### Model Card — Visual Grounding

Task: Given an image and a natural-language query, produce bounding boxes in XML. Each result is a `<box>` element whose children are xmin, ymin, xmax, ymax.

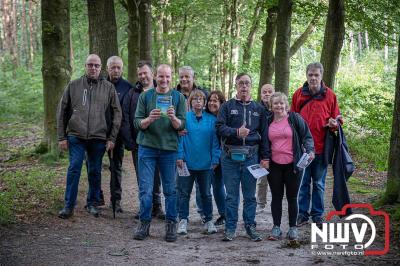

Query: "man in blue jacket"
<box><xmin>216</xmin><ymin>73</ymin><xmax>268</xmax><ymax>242</ymax></box>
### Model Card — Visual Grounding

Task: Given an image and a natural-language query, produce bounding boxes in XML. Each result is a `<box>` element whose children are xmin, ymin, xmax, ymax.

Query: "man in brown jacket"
<box><xmin>57</xmin><ymin>54</ymin><xmax>122</xmax><ymax>219</ymax></box>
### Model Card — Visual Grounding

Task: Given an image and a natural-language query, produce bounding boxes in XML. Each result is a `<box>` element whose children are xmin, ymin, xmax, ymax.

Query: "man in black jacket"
<box><xmin>120</xmin><ymin>60</ymin><xmax>165</xmax><ymax>219</ymax></box>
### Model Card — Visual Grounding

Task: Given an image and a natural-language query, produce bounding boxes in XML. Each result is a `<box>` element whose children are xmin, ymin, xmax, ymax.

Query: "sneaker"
<box><xmin>204</xmin><ymin>221</ymin><xmax>217</xmax><ymax>234</ymax></box>
<box><xmin>58</xmin><ymin>207</ymin><xmax>74</xmax><ymax>219</ymax></box>
<box><xmin>222</xmin><ymin>230</ymin><xmax>236</xmax><ymax>241</ymax></box>
<box><xmin>200</xmin><ymin>214</ymin><xmax>206</xmax><ymax>224</ymax></box>
<box><xmin>177</xmin><ymin>219</ymin><xmax>188</xmax><ymax>235</ymax></box>
<box><xmin>256</xmin><ymin>204</ymin><xmax>266</xmax><ymax>214</ymax></box>
<box><xmin>245</xmin><ymin>224</ymin><xmax>262</xmax><ymax>241</ymax></box>
<box><xmin>214</xmin><ymin>215</ymin><xmax>225</xmax><ymax>226</ymax></box>
<box><xmin>165</xmin><ymin>220</ymin><xmax>177</xmax><ymax>242</ymax></box>
<box><xmin>152</xmin><ymin>204</ymin><xmax>166</xmax><ymax>220</ymax></box>
<box><xmin>297</xmin><ymin>215</ymin><xmax>309</xmax><ymax>227</ymax></box>
<box><xmin>85</xmin><ymin>205</ymin><xmax>99</xmax><ymax>218</ymax></box>
<box><xmin>109</xmin><ymin>200</ymin><xmax>123</xmax><ymax>213</ymax></box>
<box><xmin>134</xmin><ymin>221</ymin><xmax>150</xmax><ymax>240</ymax></box>
<box><xmin>287</xmin><ymin>227</ymin><xmax>298</xmax><ymax>241</ymax></box>
<box><xmin>268</xmin><ymin>225</ymin><xmax>282</xmax><ymax>241</ymax></box>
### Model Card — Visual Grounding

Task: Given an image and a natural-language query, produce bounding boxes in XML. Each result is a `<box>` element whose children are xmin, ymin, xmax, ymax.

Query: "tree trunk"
<box><xmin>221</xmin><ymin>1</ymin><xmax>231</xmax><ymax>98</ymax></box>
<box><xmin>87</xmin><ymin>0</ymin><xmax>119</xmax><ymax>77</ymax></box>
<box><xmin>349</xmin><ymin>30</ymin><xmax>355</xmax><ymax>64</ymax></box>
<box><xmin>139</xmin><ymin>0</ymin><xmax>152</xmax><ymax>62</ymax></box>
<box><xmin>10</xmin><ymin>0</ymin><xmax>18</xmax><ymax>68</ymax></box>
<box><xmin>229</xmin><ymin>0</ymin><xmax>240</xmax><ymax>98</ymax></box>
<box><xmin>242</xmin><ymin>0</ymin><xmax>264</xmax><ymax>69</ymax></box>
<box><xmin>20</xmin><ymin>0</ymin><xmax>28</xmax><ymax>68</ymax></box>
<box><xmin>290</xmin><ymin>14</ymin><xmax>319</xmax><ymax>57</ymax></box>
<box><xmin>2</xmin><ymin>0</ymin><xmax>11</xmax><ymax>53</ymax></box>
<box><xmin>42</xmin><ymin>0</ymin><xmax>72</xmax><ymax>155</ymax></box>
<box><xmin>357</xmin><ymin>32</ymin><xmax>362</xmax><ymax>58</ymax></box>
<box><xmin>121</xmin><ymin>0</ymin><xmax>140</xmax><ymax>84</ymax></box>
<box><xmin>258</xmin><ymin>6</ymin><xmax>278</xmax><ymax>100</ymax></box>
<box><xmin>163</xmin><ymin>12</ymin><xmax>172</xmax><ymax>66</ymax></box>
<box><xmin>320</xmin><ymin>0</ymin><xmax>345</xmax><ymax>90</ymax></box>
<box><xmin>274</xmin><ymin>0</ymin><xmax>292</xmax><ymax>95</ymax></box>
<box><xmin>364</xmin><ymin>31</ymin><xmax>369</xmax><ymax>51</ymax></box>
<box><xmin>384</xmin><ymin>35</ymin><xmax>400</xmax><ymax>204</ymax></box>
<box><xmin>28</xmin><ymin>0</ymin><xmax>34</xmax><ymax>70</ymax></box>
<box><xmin>154</xmin><ymin>10</ymin><xmax>164</xmax><ymax>66</ymax></box>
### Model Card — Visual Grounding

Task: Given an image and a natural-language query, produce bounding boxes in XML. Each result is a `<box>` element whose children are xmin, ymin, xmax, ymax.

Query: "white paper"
<box><xmin>177</xmin><ymin>161</ymin><xmax>190</xmax><ymax>176</ymax></box>
<box><xmin>296</xmin><ymin>153</ymin><xmax>313</xmax><ymax>169</ymax></box>
<box><xmin>247</xmin><ymin>164</ymin><xmax>269</xmax><ymax>179</ymax></box>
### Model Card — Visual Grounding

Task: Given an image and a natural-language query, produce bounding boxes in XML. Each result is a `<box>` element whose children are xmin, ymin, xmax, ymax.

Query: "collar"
<box><xmin>301</xmin><ymin>81</ymin><xmax>326</xmax><ymax>99</ymax></box>
<box><xmin>235</xmin><ymin>95</ymin><xmax>253</xmax><ymax>105</ymax></box>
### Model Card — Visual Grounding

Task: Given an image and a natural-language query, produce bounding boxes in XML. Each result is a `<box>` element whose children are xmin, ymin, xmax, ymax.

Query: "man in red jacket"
<box><xmin>291</xmin><ymin>62</ymin><xmax>341</xmax><ymax>228</ymax></box>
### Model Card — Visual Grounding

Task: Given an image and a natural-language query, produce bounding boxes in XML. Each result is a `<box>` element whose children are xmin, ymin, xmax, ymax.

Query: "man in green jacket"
<box><xmin>57</xmin><ymin>54</ymin><xmax>122</xmax><ymax>219</ymax></box>
<box><xmin>133</xmin><ymin>64</ymin><xmax>186</xmax><ymax>242</ymax></box>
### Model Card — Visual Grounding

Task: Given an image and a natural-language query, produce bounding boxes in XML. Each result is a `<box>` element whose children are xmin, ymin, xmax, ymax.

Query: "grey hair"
<box><xmin>107</xmin><ymin>56</ymin><xmax>123</xmax><ymax>68</ymax></box>
<box><xmin>306</xmin><ymin>62</ymin><xmax>324</xmax><ymax>76</ymax></box>
<box><xmin>178</xmin><ymin>66</ymin><xmax>194</xmax><ymax>77</ymax></box>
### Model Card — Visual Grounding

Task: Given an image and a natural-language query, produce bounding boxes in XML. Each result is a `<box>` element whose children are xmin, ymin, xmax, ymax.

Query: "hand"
<box><xmin>167</xmin><ymin>106</ymin><xmax>177</xmax><ymax>121</ymax></box>
<box><xmin>238</xmin><ymin>123</ymin><xmax>250</xmax><ymax>138</ymax></box>
<box><xmin>336</xmin><ymin>115</ymin><xmax>344</xmax><ymax>124</ymax></box>
<box><xmin>326</xmin><ymin>118</ymin><xmax>338</xmax><ymax>128</ymax></box>
<box><xmin>308</xmin><ymin>151</ymin><xmax>315</xmax><ymax>161</ymax></box>
<box><xmin>106</xmin><ymin>141</ymin><xmax>115</xmax><ymax>151</ymax></box>
<box><xmin>149</xmin><ymin>109</ymin><xmax>162</xmax><ymax>122</ymax></box>
<box><xmin>260</xmin><ymin>159</ymin><xmax>270</xmax><ymax>169</ymax></box>
<box><xmin>177</xmin><ymin>159</ymin><xmax>184</xmax><ymax>168</ymax></box>
<box><xmin>58</xmin><ymin>140</ymin><xmax>68</xmax><ymax>151</ymax></box>
<box><xmin>178</xmin><ymin>129</ymin><xmax>187</xmax><ymax>136</ymax></box>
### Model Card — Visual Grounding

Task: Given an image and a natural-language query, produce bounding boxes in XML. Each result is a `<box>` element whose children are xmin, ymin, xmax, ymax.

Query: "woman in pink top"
<box><xmin>260</xmin><ymin>92</ymin><xmax>314</xmax><ymax>241</ymax></box>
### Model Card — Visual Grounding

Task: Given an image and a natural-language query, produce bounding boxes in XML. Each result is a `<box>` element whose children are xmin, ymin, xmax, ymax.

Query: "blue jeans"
<box><xmin>138</xmin><ymin>145</ymin><xmax>177</xmax><ymax>222</ymax></box>
<box><xmin>64</xmin><ymin>136</ymin><xmax>106</xmax><ymax>209</ymax></box>
<box><xmin>177</xmin><ymin>170</ymin><xmax>213</xmax><ymax>222</ymax></box>
<box><xmin>298</xmin><ymin>154</ymin><xmax>328</xmax><ymax>221</ymax></box>
<box><xmin>196</xmin><ymin>165</ymin><xmax>226</xmax><ymax>217</ymax></box>
<box><xmin>221</xmin><ymin>150</ymin><xmax>258</xmax><ymax>232</ymax></box>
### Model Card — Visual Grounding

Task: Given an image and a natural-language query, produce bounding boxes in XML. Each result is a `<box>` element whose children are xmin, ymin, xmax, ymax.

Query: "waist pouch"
<box><xmin>225</xmin><ymin>145</ymin><xmax>258</xmax><ymax>162</ymax></box>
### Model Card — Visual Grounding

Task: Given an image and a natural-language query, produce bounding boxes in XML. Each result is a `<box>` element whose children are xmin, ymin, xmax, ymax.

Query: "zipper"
<box><xmin>82</xmin><ymin>89</ymin><xmax>87</xmax><ymax>106</ymax></box>
<box><xmin>86</xmin><ymin>84</ymin><xmax>93</xmax><ymax>139</ymax></box>
<box><xmin>248</xmin><ymin>110</ymin><xmax>252</xmax><ymax>127</ymax></box>
<box><xmin>243</xmin><ymin>103</ymin><xmax>246</xmax><ymax>146</ymax></box>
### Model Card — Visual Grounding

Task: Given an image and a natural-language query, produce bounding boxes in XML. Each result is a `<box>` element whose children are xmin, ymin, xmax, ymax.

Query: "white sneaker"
<box><xmin>177</xmin><ymin>219</ymin><xmax>188</xmax><ymax>235</ymax></box>
<box><xmin>204</xmin><ymin>221</ymin><xmax>217</xmax><ymax>234</ymax></box>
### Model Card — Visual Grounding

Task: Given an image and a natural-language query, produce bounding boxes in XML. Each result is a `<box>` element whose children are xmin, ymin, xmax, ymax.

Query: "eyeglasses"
<box><xmin>86</xmin><ymin>63</ymin><xmax>101</xmax><ymax>69</ymax></box>
<box><xmin>191</xmin><ymin>97</ymin><xmax>204</xmax><ymax>102</ymax></box>
<box><xmin>237</xmin><ymin>81</ymin><xmax>251</xmax><ymax>86</ymax></box>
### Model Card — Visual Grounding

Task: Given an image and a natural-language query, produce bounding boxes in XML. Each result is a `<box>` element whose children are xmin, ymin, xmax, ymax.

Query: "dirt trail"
<box><xmin>0</xmin><ymin>155</ymin><xmax>398</xmax><ymax>265</ymax></box>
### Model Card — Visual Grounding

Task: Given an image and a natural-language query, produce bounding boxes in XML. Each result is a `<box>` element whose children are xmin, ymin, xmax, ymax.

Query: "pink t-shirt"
<box><xmin>268</xmin><ymin>117</ymin><xmax>293</xmax><ymax>164</ymax></box>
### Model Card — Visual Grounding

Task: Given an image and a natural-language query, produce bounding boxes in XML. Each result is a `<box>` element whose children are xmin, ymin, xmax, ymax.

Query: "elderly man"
<box><xmin>133</xmin><ymin>64</ymin><xmax>186</xmax><ymax>242</ymax></box>
<box><xmin>120</xmin><ymin>60</ymin><xmax>165</xmax><ymax>219</ymax></box>
<box><xmin>216</xmin><ymin>73</ymin><xmax>267</xmax><ymax>242</ymax></box>
<box><xmin>176</xmin><ymin>65</ymin><xmax>208</xmax><ymax>100</ymax></box>
<box><xmin>57</xmin><ymin>54</ymin><xmax>121</xmax><ymax>219</ymax></box>
<box><xmin>102</xmin><ymin>56</ymin><xmax>133</xmax><ymax>213</ymax></box>
<box><xmin>291</xmin><ymin>62</ymin><xmax>341</xmax><ymax>228</ymax></box>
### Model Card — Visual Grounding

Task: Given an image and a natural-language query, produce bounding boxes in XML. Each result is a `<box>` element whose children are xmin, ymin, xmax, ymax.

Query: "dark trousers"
<box><xmin>132</xmin><ymin>147</ymin><xmax>162</xmax><ymax>205</ymax></box>
<box><xmin>267</xmin><ymin>161</ymin><xmax>300</xmax><ymax>227</ymax></box>
<box><xmin>107</xmin><ymin>137</ymin><xmax>124</xmax><ymax>201</ymax></box>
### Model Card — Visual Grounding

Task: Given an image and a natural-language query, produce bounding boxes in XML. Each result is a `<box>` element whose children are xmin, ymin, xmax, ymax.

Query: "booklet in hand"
<box><xmin>247</xmin><ymin>164</ymin><xmax>269</xmax><ymax>179</ymax></box>
<box><xmin>177</xmin><ymin>161</ymin><xmax>190</xmax><ymax>177</ymax></box>
<box><xmin>156</xmin><ymin>95</ymin><xmax>172</xmax><ymax>115</ymax></box>
<box><xmin>296</xmin><ymin>153</ymin><xmax>313</xmax><ymax>169</ymax></box>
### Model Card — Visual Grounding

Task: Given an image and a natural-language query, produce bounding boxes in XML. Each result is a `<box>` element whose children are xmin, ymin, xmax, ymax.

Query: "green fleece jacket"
<box><xmin>134</xmin><ymin>88</ymin><xmax>186</xmax><ymax>151</ymax></box>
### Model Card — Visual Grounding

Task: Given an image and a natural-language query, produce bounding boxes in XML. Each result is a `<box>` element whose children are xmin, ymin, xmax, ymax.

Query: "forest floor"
<box><xmin>0</xmin><ymin>126</ymin><xmax>400</xmax><ymax>265</ymax></box>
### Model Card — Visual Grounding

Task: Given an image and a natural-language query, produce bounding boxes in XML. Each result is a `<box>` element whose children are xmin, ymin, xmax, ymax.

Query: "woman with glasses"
<box><xmin>176</xmin><ymin>90</ymin><xmax>221</xmax><ymax>235</ymax></box>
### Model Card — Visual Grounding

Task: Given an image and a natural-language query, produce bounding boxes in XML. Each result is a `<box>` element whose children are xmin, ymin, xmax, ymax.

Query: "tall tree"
<box><xmin>229</xmin><ymin>0</ymin><xmax>240</xmax><ymax>97</ymax></box>
<box><xmin>139</xmin><ymin>0</ymin><xmax>152</xmax><ymax>62</ymax></box>
<box><xmin>320</xmin><ymin>0</ymin><xmax>345</xmax><ymax>89</ymax></box>
<box><xmin>42</xmin><ymin>0</ymin><xmax>71</xmax><ymax>154</ymax></box>
<box><xmin>221</xmin><ymin>1</ymin><xmax>231</xmax><ymax>97</ymax></box>
<box><xmin>274</xmin><ymin>0</ymin><xmax>292</xmax><ymax>95</ymax></box>
<box><xmin>384</xmin><ymin>34</ymin><xmax>400</xmax><ymax>205</ymax></box>
<box><xmin>28</xmin><ymin>0</ymin><xmax>35</xmax><ymax>70</ymax></box>
<box><xmin>20</xmin><ymin>0</ymin><xmax>29</xmax><ymax>68</ymax></box>
<box><xmin>258</xmin><ymin>6</ymin><xmax>278</xmax><ymax>99</ymax></box>
<box><xmin>87</xmin><ymin>0</ymin><xmax>118</xmax><ymax>76</ymax></box>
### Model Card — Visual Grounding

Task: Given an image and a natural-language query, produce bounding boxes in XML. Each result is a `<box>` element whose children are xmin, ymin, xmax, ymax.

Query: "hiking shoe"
<box><xmin>297</xmin><ymin>215</ymin><xmax>309</xmax><ymax>227</ymax></box>
<box><xmin>134</xmin><ymin>221</ymin><xmax>150</xmax><ymax>240</ymax></box>
<box><xmin>177</xmin><ymin>219</ymin><xmax>188</xmax><ymax>235</ymax></box>
<box><xmin>222</xmin><ymin>231</ymin><xmax>236</xmax><ymax>241</ymax></box>
<box><xmin>109</xmin><ymin>200</ymin><xmax>123</xmax><ymax>213</ymax></box>
<box><xmin>85</xmin><ymin>205</ymin><xmax>99</xmax><ymax>218</ymax></box>
<box><xmin>58</xmin><ymin>207</ymin><xmax>74</xmax><ymax>219</ymax></box>
<box><xmin>287</xmin><ymin>227</ymin><xmax>299</xmax><ymax>240</ymax></box>
<box><xmin>214</xmin><ymin>215</ymin><xmax>225</xmax><ymax>226</ymax></box>
<box><xmin>268</xmin><ymin>225</ymin><xmax>282</xmax><ymax>241</ymax></box>
<box><xmin>165</xmin><ymin>220</ymin><xmax>177</xmax><ymax>242</ymax></box>
<box><xmin>256</xmin><ymin>204</ymin><xmax>266</xmax><ymax>214</ymax></box>
<box><xmin>152</xmin><ymin>204</ymin><xmax>166</xmax><ymax>220</ymax></box>
<box><xmin>204</xmin><ymin>221</ymin><xmax>217</xmax><ymax>234</ymax></box>
<box><xmin>245</xmin><ymin>224</ymin><xmax>262</xmax><ymax>241</ymax></box>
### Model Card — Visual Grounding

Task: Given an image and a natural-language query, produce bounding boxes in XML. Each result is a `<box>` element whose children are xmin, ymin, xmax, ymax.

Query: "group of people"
<box><xmin>56</xmin><ymin>54</ymin><xmax>341</xmax><ymax>243</ymax></box>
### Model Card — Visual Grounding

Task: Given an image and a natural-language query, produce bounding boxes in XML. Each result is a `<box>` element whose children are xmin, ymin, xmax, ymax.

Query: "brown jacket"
<box><xmin>57</xmin><ymin>76</ymin><xmax>122</xmax><ymax>142</ymax></box>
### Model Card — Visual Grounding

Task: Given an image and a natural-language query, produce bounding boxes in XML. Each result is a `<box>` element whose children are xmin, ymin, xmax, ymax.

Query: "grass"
<box><xmin>347</xmin><ymin>176</ymin><xmax>381</xmax><ymax>197</ymax></box>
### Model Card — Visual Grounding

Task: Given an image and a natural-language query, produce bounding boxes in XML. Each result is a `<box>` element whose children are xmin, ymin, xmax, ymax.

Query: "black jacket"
<box><xmin>266</xmin><ymin>112</ymin><xmax>315</xmax><ymax>174</ymax></box>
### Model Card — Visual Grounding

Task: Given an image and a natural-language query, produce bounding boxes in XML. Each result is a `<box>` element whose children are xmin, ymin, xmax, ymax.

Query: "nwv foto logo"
<box><xmin>310</xmin><ymin>203</ymin><xmax>390</xmax><ymax>256</ymax></box>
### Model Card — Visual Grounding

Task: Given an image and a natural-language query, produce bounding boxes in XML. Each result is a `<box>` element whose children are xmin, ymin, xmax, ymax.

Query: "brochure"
<box><xmin>177</xmin><ymin>161</ymin><xmax>190</xmax><ymax>177</ymax></box>
<box><xmin>156</xmin><ymin>95</ymin><xmax>172</xmax><ymax>115</ymax></box>
<box><xmin>296</xmin><ymin>153</ymin><xmax>313</xmax><ymax>169</ymax></box>
<box><xmin>247</xmin><ymin>164</ymin><xmax>269</xmax><ymax>179</ymax></box>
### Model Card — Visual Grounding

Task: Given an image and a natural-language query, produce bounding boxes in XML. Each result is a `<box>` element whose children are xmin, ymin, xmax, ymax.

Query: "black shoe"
<box><xmin>165</xmin><ymin>220</ymin><xmax>177</xmax><ymax>242</ymax></box>
<box><xmin>134</xmin><ymin>213</ymin><xmax>140</xmax><ymax>220</ymax></box>
<box><xmin>58</xmin><ymin>207</ymin><xmax>74</xmax><ymax>219</ymax></box>
<box><xmin>245</xmin><ymin>224</ymin><xmax>262</xmax><ymax>242</ymax></box>
<box><xmin>297</xmin><ymin>215</ymin><xmax>309</xmax><ymax>227</ymax></box>
<box><xmin>110</xmin><ymin>200</ymin><xmax>123</xmax><ymax>213</ymax></box>
<box><xmin>214</xmin><ymin>215</ymin><xmax>225</xmax><ymax>226</ymax></box>
<box><xmin>152</xmin><ymin>204</ymin><xmax>166</xmax><ymax>220</ymax></box>
<box><xmin>85</xmin><ymin>205</ymin><xmax>99</xmax><ymax>218</ymax></box>
<box><xmin>313</xmin><ymin>217</ymin><xmax>324</xmax><ymax>229</ymax></box>
<box><xmin>134</xmin><ymin>221</ymin><xmax>151</xmax><ymax>240</ymax></box>
<box><xmin>96</xmin><ymin>191</ymin><xmax>105</xmax><ymax>207</ymax></box>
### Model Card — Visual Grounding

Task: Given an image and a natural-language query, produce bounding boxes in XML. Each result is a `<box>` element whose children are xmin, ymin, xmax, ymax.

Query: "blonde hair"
<box><xmin>188</xmin><ymin>90</ymin><xmax>206</xmax><ymax>108</ymax></box>
<box><xmin>270</xmin><ymin>92</ymin><xmax>290</xmax><ymax>111</ymax></box>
